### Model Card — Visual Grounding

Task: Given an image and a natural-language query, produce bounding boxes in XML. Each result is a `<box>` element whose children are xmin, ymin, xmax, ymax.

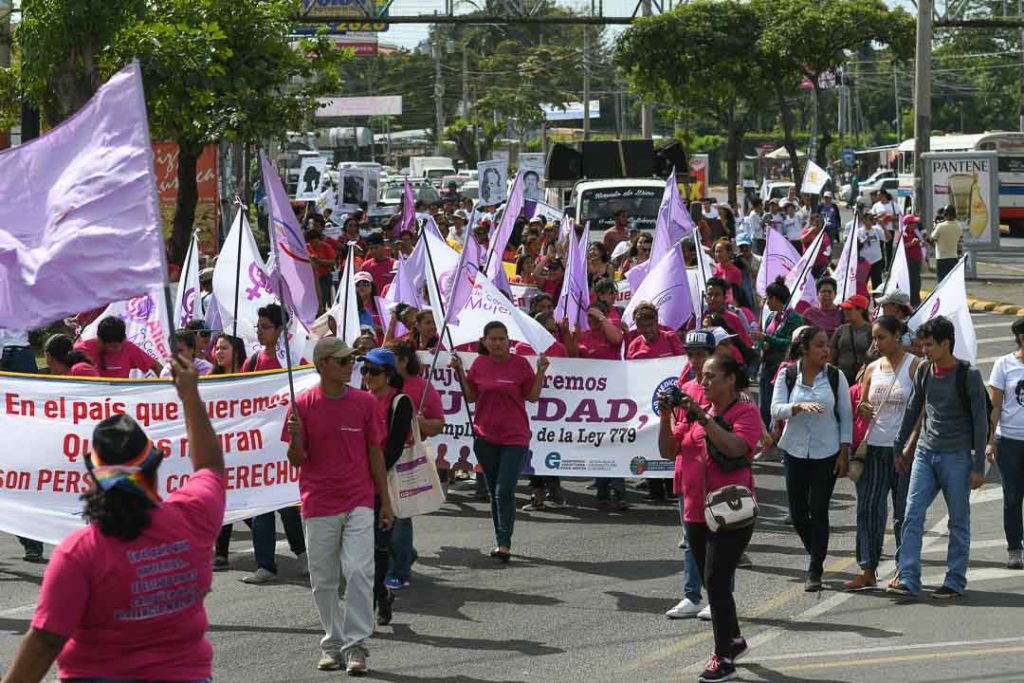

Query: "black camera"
<box><xmin>658</xmin><ymin>384</ymin><xmax>687</xmax><ymax>409</ymax></box>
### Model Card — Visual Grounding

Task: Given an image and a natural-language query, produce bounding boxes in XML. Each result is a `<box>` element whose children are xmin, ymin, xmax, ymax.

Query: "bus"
<box><xmin>893</xmin><ymin>132</ymin><xmax>1024</xmax><ymax>235</ymax></box>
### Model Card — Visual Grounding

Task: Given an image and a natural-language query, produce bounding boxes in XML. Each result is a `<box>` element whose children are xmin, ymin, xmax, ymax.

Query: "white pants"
<box><xmin>304</xmin><ymin>507</ymin><xmax>374</xmax><ymax>656</ymax></box>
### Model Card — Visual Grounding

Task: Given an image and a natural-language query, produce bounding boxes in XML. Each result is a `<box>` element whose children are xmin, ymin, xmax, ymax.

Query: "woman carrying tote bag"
<box><xmin>658</xmin><ymin>355</ymin><xmax>764</xmax><ymax>683</ymax></box>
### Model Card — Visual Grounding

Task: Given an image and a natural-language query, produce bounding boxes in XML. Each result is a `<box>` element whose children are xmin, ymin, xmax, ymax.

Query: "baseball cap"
<box><xmin>358</xmin><ymin>347</ymin><xmax>397</xmax><ymax>370</ymax></box>
<box><xmin>736</xmin><ymin>233</ymin><xmax>753</xmax><ymax>247</ymax></box>
<box><xmin>199</xmin><ymin>267</ymin><xmax>214</xmax><ymax>283</ymax></box>
<box><xmin>877</xmin><ymin>290</ymin><xmax>912</xmax><ymax>310</ymax></box>
<box><xmin>823</xmin><ymin>191</ymin><xmax>833</xmax><ymax>198</ymax></box>
<box><xmin>902</xmin><ymin>214</ymin><xmax>921</xmax><ymax>226</ymax></box>
<box><xmin>684</xmin><ymin>329</ymin><xmax>716</xmax><ymax>351</ymax></box>
<box><xmin>710</xmin><ymin>327</ymin><xmax>737</xmax><ymax>346</ymax></box>
<box><xmin>453</xmin><ymin>209</ymin><xmax>469</xmax><ymax>221</ymax></box>
<box><xmin>313</xmin><ymin>337</ymin><xmax>357</xmax><ymax>364</ymax></box>
<box><xmin>610</xmin><ymin>240</ymin><xmax>632</xmax><ymax>262</ymax></box>
<box><xmin>529</xmin><ymin>215</ymin><xmax>544</xmax><ymax>225</ymax></box>
<box><xmin>840</xmin><ymin>294</ymin><xmax>870</xmax><ymax>311</ymax></box>
<box><xmin>354</xmin><ymin>271</ymin><xmax>373</xmax><ymax>285</ymax></box>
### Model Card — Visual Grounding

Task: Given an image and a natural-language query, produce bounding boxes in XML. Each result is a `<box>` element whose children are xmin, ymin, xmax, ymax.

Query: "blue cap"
<box><xmin>736</xmin><ymin>233</ymin><xmax>753</xmax><ymax>247</ymax></box>
<box><xmin>358</xmin><ymin>348</ymin><xmax>397</xmax><ymax>370</ymax></box>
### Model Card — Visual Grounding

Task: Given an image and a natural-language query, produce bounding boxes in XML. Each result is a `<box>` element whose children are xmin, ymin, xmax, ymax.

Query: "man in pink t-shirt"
<box><xmin>75</xmin><ymin>316</ymin><xmax>162</xmax><ymax>378</ymax></box>
<box><xmin>282</xmin><ymin>337</ymin><xmax>393</xmax><ymax>676</ymax></box>
<box><xmin>6</xmin><ymin>357</ymin><xmax>223</xmax><ymax>683</ymax></box>
<box><xmin>360</xmin><ymin>231</ymin><xmax>396</xmax><ymax>292</ymax></box>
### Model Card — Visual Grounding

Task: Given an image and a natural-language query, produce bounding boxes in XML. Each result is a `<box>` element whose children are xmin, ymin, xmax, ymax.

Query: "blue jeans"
<box><xmin>996</xmin><ymin>436</ymin><xmax>1024</xmax><ymax>551</ymax></box>
<box><xmin>898</xmin><ymin>448</ymin><xmax>973</xmax><ymax>595</ymax></box>
<box><xmin>855</xmin><ymin>446</ymin><xmax>910</xmax><ymax>570</ymax></box>
<box><xmin>473</xmin><ymin>438</ymin><xmax>527</xmax><ymax>548</ymax></box>
<box><xmin>679</xmin><ymin>499</ymin><xmax>702</xmax><ymax>602</ymax></box>
<box><xmin>388</xmin><ymin>517</ymin><xmax>415</xmax><ymax>581</ymax></box>
<box><xmin>247</xmin><ymin>506</ymin><xmax>305</xmax><ymax>574</ymax></box>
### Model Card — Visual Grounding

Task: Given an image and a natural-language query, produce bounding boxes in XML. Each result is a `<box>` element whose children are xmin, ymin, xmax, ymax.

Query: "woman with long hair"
<box><xmin>986</xmin><ymin>317</ymin><xmax>1024</xmax><ymax>570</ymax></box>
<box><xmin>512</xmin><ymin>253</ymin><xmax>539</xmax><ymax>286</ymax></box>
<box><xmin>587</xmin><ymin>241</ymin><xmax>617</xmax><ymax>284</ymax></box>
<box><xmin>772</xmin><ymin>325</ymin><xmax>852</xmax><ymax>592</ymax></box>
<box><xmin>621</xmin><ymin>232</ymin><xmax>653</xmax><ymax>274</ymax></box>
<box><xmin>848</xmin><ymin>316</ymin><xmax>920</xmax><ymax>590</ymax></box>
<box><xmin>450</xmin><ymin>322</ymin><xmax>549</xmax><ymax>560</ymax></box>
<box><xmin>411</xmin><ymin>310</ymin><xmax>440</xmax><ymax>351</ymax></box>
<box><xmin>659</xmin><ymin>355</ymin><xmax>762</xmax><ymax>682</ymax></box>
<box><xmin>211</xmin><ymin>334</ymin><xmax>247</xmax><ymax>376</ymax></box>
<box><xmin>4</xmin><ymin>358</ymin><xmax>224</xmax><ymax>683</ymax></box>
<box><xmin>829</xmin><ymin>294</ymin><xmax>874</xmax><ymax>385</ymax></box>
<box><xmin>750</xmin><ymin>277</ymin><xmax>804</xmax><ymax>430</ymax></box>
<box><xmin>43</xmin><ymin>334</ymin><xmax>98</xmax><ymax>377</ymax></box>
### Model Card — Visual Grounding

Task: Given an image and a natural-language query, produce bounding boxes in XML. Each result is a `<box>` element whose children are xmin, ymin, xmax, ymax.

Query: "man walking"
<box><xmin>283</xmin><ymin>337</ymin><xmax>395</xmax><ymax>675</ymax></box>
<box><xmin>889</xmin><ymin>316</ymin><xmax>988</xmax><ymax>599</ymax></box>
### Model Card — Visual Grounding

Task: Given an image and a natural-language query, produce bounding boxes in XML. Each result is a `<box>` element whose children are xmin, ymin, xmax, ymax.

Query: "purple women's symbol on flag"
<box><xmin>246</xmin><ymin>262</ymin><xmax>274</xmax><ymax>301</ymax></box>
<box><xmin>124</xmin><ymin>294</ymin><xmax>155</xmax><ymax>323</ymax></box>
<box><xmin>181</xmin><ymin>288</ymin><xmax>197</xmax><ymax>321</ymax></box>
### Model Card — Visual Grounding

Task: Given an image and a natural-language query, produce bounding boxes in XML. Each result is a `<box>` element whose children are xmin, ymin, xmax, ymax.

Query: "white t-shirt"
<box><xmin>858</xmin><ymin>225</ymin><xmax>885</xmax><ymax>264</ymax></box>
<box><xmin>989</xmin><ymin>353</ymin><xmax>1024</xmax><ymax>440</ymax></box>
<box><xmin>744</xmin><ymin>210</ymin><xmax>764</xmax><ymax>240</ymax></box>
<box><xmin>871</xmin><ymin>200</ymin><xmax>900</xmax><ymax>235</ymax></box>
<box><xmin>783</xmin><ymin>215</ymin><xmax>803</xmax><ymax>241</ymax></box>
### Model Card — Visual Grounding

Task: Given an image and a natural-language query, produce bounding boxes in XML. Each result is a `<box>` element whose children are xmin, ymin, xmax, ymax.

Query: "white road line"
<box><xmin>978</xmin><ymin>336</ymin><xmax>1011</xmax><ymax>345</ymax></box>
<box><xmin>751</xmin><ymin>635</ymin><xmax>1024</xmax><ymax>663</ymax></box>
<box><xmin>972</xmin><ymin>321</ymin><xmax>1014</xmax><ymax>330</ymax></box>
<box><xmin>0</xmin><ymin>603</ymin><xmax>36</xmax><ymax>618</ymax></box>
<box><xmin>922</xmin><ymin>538</ymin><xmax>1007</xmax><ymax>553</ymax></box>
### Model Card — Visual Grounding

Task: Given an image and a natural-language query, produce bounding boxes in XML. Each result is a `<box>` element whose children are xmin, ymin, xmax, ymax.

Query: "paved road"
<box><xmin>0</xmin><ymin>312</ymin><xmax>1021</xmax><ymax>683</ymax></box>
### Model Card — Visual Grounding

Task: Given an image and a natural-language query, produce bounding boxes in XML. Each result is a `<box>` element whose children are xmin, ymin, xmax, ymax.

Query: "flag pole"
<box><xmin>340</xmin><ymin>247</ymin><xmax>355</xmax><ymax>342</ymax></box>
<box><xmin>781</xmin><ymin>228</ymin><xmax>824</xmax><ymax>315</ymax></box>
<box><xmin>875</xmin><ymin>225</ymin><xmax>905</xmax><ymax>303</ymax></box>
<box><xmin>231</xmin><ymin>198</ymin><xmax>245</xmax><ymax>339</ymax></box>
<box><xmin>908</xmin><ymin>253</ymin><xmax>968</xmax><ymax>320</ymax></box>
<box><xmin>176</xmin><ymin>229</ymin><xmax>199</xmax><ymax>329</ymax></box>
<box><xmin>257</xmin><ymin>155</ymin><xmax>297</xmax><ymax>405</ymax></box>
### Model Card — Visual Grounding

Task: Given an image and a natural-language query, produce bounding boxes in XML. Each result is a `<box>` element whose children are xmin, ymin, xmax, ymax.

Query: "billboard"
<box><xmin>295</xmin><ymin>0</ymin><xmax>389</xmax><ymax>33</ymax></box>
<box><xmin>922</xmin><ymin>151</ymin><xmax>1000</xmax><ymax>249</ymax></box>
<box><xmin>541</xmin><ymin>101</ymin><xmax>601</xmax><ymax>121</ymax></box>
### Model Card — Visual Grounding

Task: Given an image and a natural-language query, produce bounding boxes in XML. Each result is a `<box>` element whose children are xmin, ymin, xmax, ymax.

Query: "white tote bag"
<box><xmin>386</xmin><ymin>395</ymin><xmax>446</xmax><ymax>519</ymax></box>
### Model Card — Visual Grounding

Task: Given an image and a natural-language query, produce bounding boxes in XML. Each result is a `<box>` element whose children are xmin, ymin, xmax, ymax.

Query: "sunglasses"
<box><xmin>360</xmin><ymin>365</ymin><xmax>386</xmax><ymax>376</ymax></box>
<box><xmin>356</xmin><ymin>281</ymin><xmax>372</xmax><ymax>288</ymax></box>
<box><xmin>329</xmin><ymin>355</ymin><xmax>355</xmax><ymax>366</ymax></box>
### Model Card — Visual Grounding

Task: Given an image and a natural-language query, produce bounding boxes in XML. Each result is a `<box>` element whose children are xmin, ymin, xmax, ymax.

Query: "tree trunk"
<box><xmin>775</xmin><ymin>84</ymin><xmax>801</xmax><ymax>185</ymax></box>
<box><xmin>171</xmin><ymin>144</ymin><xmax>200</xmax><ymax>267</ymax></box>
<box><xmin>726</xmin><ymin>124</ymin><xmax>741</xmax><ymax>206</ymax></box>
<box><xmin>812</xmin><ymin>81</ymin><xmax>830</xmax><ymax>167</ymax></box>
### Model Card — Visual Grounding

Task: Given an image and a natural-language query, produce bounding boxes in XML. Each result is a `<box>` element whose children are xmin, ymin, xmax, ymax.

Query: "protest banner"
<box><xmin>0</xmin><ymin>369</ymin><xmax>320</xmax><ymax>545</ymax></box>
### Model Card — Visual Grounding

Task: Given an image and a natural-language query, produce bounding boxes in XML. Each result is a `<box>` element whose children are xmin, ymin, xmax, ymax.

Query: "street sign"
<box><xmin>842</xmin><ymin>148</ymin><xmax>855</xmax><ymax>166</ymax></box>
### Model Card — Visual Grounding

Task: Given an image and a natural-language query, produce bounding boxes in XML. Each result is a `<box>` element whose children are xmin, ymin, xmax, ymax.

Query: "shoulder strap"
<box><xmin>785</xmin><ymin>363</ymin><xmax>797</xmax><ymax>395</ymax></box>
<box><xmin>826</xmin><ymin>364</ymin><xmax>841</xmax><ymax>422</ymax></box>
<box><xmin>243</xmin><ymin>354</ymin><xmax>257</xmax><ymax>373</ymax></box>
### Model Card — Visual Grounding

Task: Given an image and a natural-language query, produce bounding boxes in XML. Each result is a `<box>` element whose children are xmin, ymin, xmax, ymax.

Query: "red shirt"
<box><xmin>362</xmin><ymin>257</ymin><xmax>396</xmax><ymax>291</ymax></box>
<box><xmin>307</xmin><ymin>240</ymin><xmax>337</xmax><ymax>278</ymax></box>
<box><xmin>69</xmin><ymin>362</ymin><xmax>100</xmax><ymax>377</ymax></box>
<box><xmin>713</xmin><ymin>262</ymin><xmax>743</xmax><ymax>294</ymax></box>
<box><xmin>514</xmin><ymin>340</ymin><xmax>568</xmax><ymax>357</ymax></box>
<box><xmin>402</xmin><ymin>374</ymin><xmax>445</xmax><ymax>420</ymax></box>
<box><xmin>245</xmin><ymin>349</ymin><xmax>282</xmax><ymax>372</ymax></box>
<box><xmin>74</xmin><ymin>339</ymin><xmax>157</xmax><ymax>378</ymax></box>
<box><xmin>32</xmin><ymin>470</ymin><xmax>225</xmax><ymax>681</ymax></box>
<box><xmin>577</xmin><ymin>327</ymin><xmax>621</xmax><ymax>360</ymax></box>
<box><xmin>282</xmin><ymin>385</ymin><xmax>385</xmax><ymax>518</ymax></box>
<box><xmin>673</xmin><ymin>399</ymin><xmax>762</xmax><ymax>523</ymax></box>
<box><xmin>626</xmin><ymin>330</ymin><xmax>685</xmax><ymax>359</ymax></box>
<box><xmin>671</xmin><ymin>378</ymin><xmax>707</xmax><ymax>496</ymax></box>
<box><xmin>466</xmin><ymin>354</ymin><xmax>536</xmax><ymax>447</ymax></box>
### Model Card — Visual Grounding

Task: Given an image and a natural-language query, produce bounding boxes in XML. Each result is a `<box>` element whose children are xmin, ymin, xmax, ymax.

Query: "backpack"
<box><xmin>785</xmin><ymin>363</ymin><xmax>842</xmax><ymax>423</ymax></box>
<box><xmin>914</xmin><ymin>360</ymin><xmax>993</xmax><ymax>442</ymax></box>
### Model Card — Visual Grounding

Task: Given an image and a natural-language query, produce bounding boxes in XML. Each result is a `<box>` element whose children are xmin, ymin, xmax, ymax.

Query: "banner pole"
<box><xmin>176</xmin><ymin>230</ymin><xmax>199</xmax><ymax>329</ymax></box>
<box><xmin>341</xmin><ymin>248</ymin><xmax>354</xmax><ymax>343</ymax></box>
<box><xmin>231</xmin><ymin>199</ymin><xmax>244</xmax><ymax>339</ymax></box>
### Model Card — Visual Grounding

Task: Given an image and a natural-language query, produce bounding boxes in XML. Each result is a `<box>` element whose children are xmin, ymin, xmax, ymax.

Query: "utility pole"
<box><xmin>893</xmin><ymin>65</ymin><xmax>901</xmax><ymax>143</ymax></box>
<box><xmin>462</xmin><ymin>49</ymin><xmax>469</xmax><ymax>119</ymax></box>
<box><xmin>1019</xmin><ymin>0</ymin><xmax>1023</xmax><ymax>131</ymax></box>
<box><xmin>641</xmin><ymin>0</ymin><xmax>654</xmax><ymax>138</ymax></box>
<box><xmin>583</xmin><ymin>24</ymin><xmax>591</xmax><ymax>140</ymax></box>
<box><xmin>913</xmin><ymin>0</ymin><xmax>931</xmax><ymax>214</ymax></box>
<box><xmin>433</xmin><ymin>37</ymin><xmax>445</xmax><ymax>155</ymax></box>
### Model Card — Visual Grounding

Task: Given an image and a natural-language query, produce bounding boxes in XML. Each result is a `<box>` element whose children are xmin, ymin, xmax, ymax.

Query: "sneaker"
<box><xmin>804</xmin><ymin>573</ymin><xmax>823</xmax><ymax>592</ymax></box>
<box><xmin>318</xmin><ymin>653</ymin><xmax>342</xmax><ymax>671</ymax></box>
<box><xmin>697</xmin><ymin>604</ymin><xmax>712</xmax><ymax>621</ymax></box>
<box><xmin>737</xmin><ymin>553</ymin><xmax>753</xmax><ymax>568</ymax></box>
<box><xmin>296</xmin><ymin>552</ymin><xmax>309</xmax><ymax>577</ymax></box>
<box><xmin>384</xmin><ymin>576</ymin><xmax>410</xmax><ymax>590</ymax></box>
<box><xmin>931</xmin><ymin>585</ymin><xmax>963</xmax><ymax>600</ymax></box>
<box><xmin>611</xmin><ymin>496</ymin><xmax>629</xmax><ymax>511</ymax></box>
<box><xmin>344</xmin><ymin>645</ymin><xmax>368</xmax><ymax>676</ymax></box>
<box><xmin>377</xmin><ymin>588</ymin><xmax>395</xmax><ymax>626</ymax></box>
<box><xmin>731</xmin><ymin>637</ymin><xmax>748</xmax><ymax>662</ymax></box>
<box><xmin>241</xmin><ymin>567</ymin><xmax>277</xmax><ymax>585</ymax></box>
<box><xmin>698</xmin><ymin>653</ymin><xmax>737</xmax><ymax>682</ymax></box>
<box><xmin>886</xmin><ymin>580</ymin><xmax>913</xmax><ymax>597</ymax></box>
<box><xmin>665</xmin><ymin>598</ymin><xmax>703</xmax><ymax>619</ymax></box>
<box><xmin>678</xmin><ymin>532</ymin><xmax>688</xmax><ymax>549</ymax></box>
<box><xmin>521</xmin><ymin>499</ymin><xmax>546</xmax><ymax>511</ymax></box>
<box><xmin>1008</xmin><ymin>550</ymin><xmax>1024</xmax><ymax>570</ymax></box>
<box><xmin>212</xmin><ymin>555</ymin><xmax>230</xmax><ymax>571</ymax></box>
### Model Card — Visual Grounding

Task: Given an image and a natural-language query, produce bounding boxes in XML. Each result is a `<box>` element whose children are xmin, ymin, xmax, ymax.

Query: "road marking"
<box><xmin>922</xmin><ymin>537</ymin><xmax>1006</xmax><ymax>552</ymax></box>
<box><xmin>751</xmin><ymin>635</ymin><xmax>1024</xmax><ymax>662</ymax></box>
<box><xmin>972</xmin><ymin>321</ymin><xmax>1014</xmax><ymax>330</ymax></box>
<box><xmin>978</xmin><ymin>336</ymin><xmax>1011</xmax><ymax>345</ymax></box>
<box><xmin>765</xmin><ymin>644</ymin><xmax>1024</xmax><ymax>673</ymax></box>
<box><xmin>0</xmin><ymin>603</ymin><xmax>36</xmax><ymax>618</ymax></box>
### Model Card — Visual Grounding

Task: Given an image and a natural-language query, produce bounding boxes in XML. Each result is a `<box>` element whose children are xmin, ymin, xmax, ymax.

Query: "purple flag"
<box><xmin>622</xmin><ymin>246</ymin><xmax>694</xmax><ymax>331</ymax></box>
<box><xmin>401</xmin><ymin>179</ymin><xmax>416</xmax><ymax>232</ymax></box>
<box><xmin>625</xmin><ymin>172</ymin><xmax>694</xmax><ymax>292</ymax></box>
<box><xmin>261</xmin><ymin>152</ymin><xmax>319</xmax><ymax>326</ymax></box>
<box><xmin>0</xmin><ymin>61</ymin><xmax>165</xmax><ymax>329</ymax></box>
<box><xmin>555</xmin><ymin>222</ymin><xmax>590</xmax><ymax>331</ymax></box>
<box><xmin>783</xmin><ymin>229</ymin><xmax>824</xmax><ymax>313</ymax></box>
<box><xmin>441</xmin><ymin>232</ymin><xmax>481</xmax><ymax>326</ymax></box>
<box><xmin>484</xmin><ymin>170</ymin><xmax>525</xmax><ymax>281</ymax></box>
<box><xmin>756</xmin><ymin>228</ymin><xmax>801</xmax><ymax>297</ymax></box>
<box><xmin>386</xmin><ymin>254</ymin><xmax>423</xmax><ymax>309</ymax></box>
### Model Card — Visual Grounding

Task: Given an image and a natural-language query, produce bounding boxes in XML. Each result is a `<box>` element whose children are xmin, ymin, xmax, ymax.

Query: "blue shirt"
<box><xmin>771</xmin><ymin>361</ymin><xmax>853</xmax><ymax>459</ymax></box>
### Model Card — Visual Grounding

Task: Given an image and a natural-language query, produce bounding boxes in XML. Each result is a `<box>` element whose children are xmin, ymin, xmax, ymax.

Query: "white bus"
<box><xmin>894</xmin><ymin>132</ymin><xmax>1024</xmax><ymax>235</ymax></box>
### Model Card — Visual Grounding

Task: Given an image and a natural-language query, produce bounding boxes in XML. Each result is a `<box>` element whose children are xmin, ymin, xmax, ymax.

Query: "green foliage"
<box><xmin>0</xmin><ymin>60</ymin><xmax>17</xmax><ymax>131</ymax></box>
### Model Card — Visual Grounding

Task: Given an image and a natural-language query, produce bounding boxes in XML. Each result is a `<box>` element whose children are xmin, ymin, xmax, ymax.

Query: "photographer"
<box><xmin>658</xmin><ymin>355</ymin><xmax>763</xmax><ymax>682</ymax></box>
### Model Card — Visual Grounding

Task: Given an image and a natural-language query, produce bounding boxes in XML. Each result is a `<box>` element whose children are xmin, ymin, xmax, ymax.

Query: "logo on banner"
<box><xmin>651</xmin><ymin>377</ymin><xmax>677</xmax><ymax>415</ymax></box>
<box><xmin>545</xmin><ymin>451</ymin><xmax>562</xmax><ymax>470</ymax></box>
<box><xmin>125</xmin><ymin>294</ymin><xmax>155</xmax><ymax>324</ymax></box>
<box><xmin>630</xmin><ymin>456</ymin><xmax>649</xmax><ymax>475</ymax></box>
<box><xmin>182</xmin><ymin>287</ymin><xmax>197</xmax><ymax>321</ymax></box>
<box><xmin>929</xmin><ymin>297</ymin><xmax>942</xmax><ymax>319</ymax></box>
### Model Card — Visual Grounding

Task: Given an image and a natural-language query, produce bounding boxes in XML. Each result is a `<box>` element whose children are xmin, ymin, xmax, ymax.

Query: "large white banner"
<box><xmin>422</xmin><ymin>353</ymin><xmax>680</xmax><ymax>479</ymax></box>
<box><xmin>0</xmin><ymin>369</ymin><xmax>318</xmax><ymax>545</ymax></box>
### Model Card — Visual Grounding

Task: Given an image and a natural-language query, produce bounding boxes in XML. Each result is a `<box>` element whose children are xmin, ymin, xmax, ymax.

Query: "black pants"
<box><xmin>374</xmin><ymin>498</ymin><xmax>392</xmax><ymax>607</ymax></box>
<box><xmin>869</xmin><ymin>260</ymin><xmax>884</xmax><ymax>290</ymax></box>
<box><xmin>936</xmin><ymin>257</ymin><xmax>957</xmax><ymax>283</ymax></box>
<box><xmin>215</xmin><ymin>524</ymin><xmax>233</xmax><ymax>558</ymax></box>
<box><xmin>783</xmin><ymin>453</ymin><xmax>838</xmax><ymax>576</ymax></box>
<box><xmin>685</xmin><ymin>521</ymin><xmax>755</xmax><ymax>659</ymax></box>
<box><xmin>908</xmin><ymin>258</ymin><xmax>922</xmax><ymax>307</ymax></box>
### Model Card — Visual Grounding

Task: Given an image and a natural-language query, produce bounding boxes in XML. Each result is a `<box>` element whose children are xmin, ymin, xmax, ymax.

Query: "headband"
<box><xmin>86</xmin><ymin>439</ymin><xmax>164</xmax><ymax>505</ymax></box>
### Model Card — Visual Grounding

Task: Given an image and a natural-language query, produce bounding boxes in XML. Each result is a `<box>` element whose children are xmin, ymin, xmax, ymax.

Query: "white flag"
<box><xmin>81</xmin><ymin>287</ymin><xmax>173</xmax><ymax>370</ymax></box>
<box><xmin>783</xmin><ymin>229</ymin><xmax>824</xmax><ymax>313</ymax></box>
<box><xmin>832</xmin><ymin>221</ymin><xmax>860</xmax><ymax>302</ymax></box>
<box><xmin>759</xmin><ymin>177</ymin><xmax>769</xmax><ymax>202</ymax></box>
<box><xmin>880</xmin><ymin>230</ymin><xmax>911</xmax><ymax>298</ymax></box>
<box><xmin>907</xmin><ymin>256</ymin><xmax>976</xmax><ymax>363</ymax></box>
<box><xmin>330</xmin><ymin>248</ymin><xmax>362</xmax><ymax>346</ymax></box>
<box><xmin>173</xmin><ymin>233</ymin><xmax>202</xmax><ymax>329</ymax></box>
<box><xmin>212</xmin><ymin>209</ymin><xmax>276</xmax><ymax>356</ymax></box>
<box><xmin>444</xmin><ymin>270</ymin><xmax>556</xmax><ymax>353</ymax></box>
<box><xmin>801</xmin><ymin>160</ymin><xmax>830</xmax><ymax>195</ymax></box>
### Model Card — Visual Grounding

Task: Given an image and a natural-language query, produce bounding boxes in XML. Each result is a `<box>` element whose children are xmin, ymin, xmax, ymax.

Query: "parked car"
<box><xmin>379</xmin><ymin>181</ymin><xmax>440</xmax><ymax>207</ymax></box>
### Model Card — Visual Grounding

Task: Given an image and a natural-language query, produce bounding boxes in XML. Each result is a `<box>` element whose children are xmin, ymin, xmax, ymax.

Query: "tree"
<box><xmin>616</xmin><ymin>0</ymin><xmax>767</xmax><ymax>203</ymax></box>
<box><xmin>18</xmin><ymin>0</ymin><xmax>342</xmax><ymax>265</ymax></box>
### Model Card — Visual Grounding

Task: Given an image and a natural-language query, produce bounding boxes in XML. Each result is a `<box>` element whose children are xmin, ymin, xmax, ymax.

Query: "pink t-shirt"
<box><xmin>74</xmin><ymin>338</ymin><xmax>157</xmax><ymax>378</ymax></box>
<box><xmin>403</xmin><ymin>373</ymin><xmax>444</xmax><ymax>421</ymax></box>
<box><xmin>362</xmin><ymin>257</ymin><xmax>396</xmax><ymax>290</ymax></box>
<box><xmin>713</xmin><ymin>262</ymin><xmax>743</xmax><ymax>295</ymax></box>
<box><xmin>672</xmin><ymin>399</ymin><xmax>762</xmax><ymax>523</ymax></box>
<box><xmin>577</xmin><ymin>327</ymin><xmax>621</xmax><ymax>360</ymax></box>
<box><xmin>626</xmin><ymin>330</ymin><xmax>685</xmax><ymax>359</ymax></box>
<box><xmin>69</xmin><ymin>362</ymin><xmax>99</xmax><ymax>377</ymax></box>
<box><xmin>467</xmin><ymin>354</ymin><xmax>536</xmax><ymax>447</ymax></box>
<box><xmin>672</xmin><ymin>378</ymin><xmax>707</xmax><ymax>496</ymax></box>
<box><xmin>32</xmin><ymin>470</ymin><xmax>225</xmax><ymax>681</ymax></box>
<box><xmin>282</xmin><ymin>385</ymin><xmax>385</xmax><ymax>518</ymax></box>
<box><xmin>245</xmin><ymin>349</ymin><xmax>282</xmax><ymax>372</ymax></box>
<box><xmin>514</xmin><ymin>340</ymin><xmax>568</xmax><ymax>357</ymax></box>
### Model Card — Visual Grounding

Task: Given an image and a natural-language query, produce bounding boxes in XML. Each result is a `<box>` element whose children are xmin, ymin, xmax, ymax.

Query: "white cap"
<box><xmin>610</xmin><ymin>240</ymin><xmax>632</xmax><ymax>262</ymax></box>
<box><xmin>711</xmin><ymin>327</ymin><xmax>737</xmax><ymax>346</ymax></box>
<box><xmin>823</xmin><ymin>191</ymin><xmax>833</xmax><ymax>198</ymax></box>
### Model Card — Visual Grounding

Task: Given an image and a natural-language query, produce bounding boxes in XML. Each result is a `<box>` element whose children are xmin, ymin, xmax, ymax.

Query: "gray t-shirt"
<box><xmin>829</xmin><ymin>323</ymin><xmax>875</xmax><ymax>384</ymax></box>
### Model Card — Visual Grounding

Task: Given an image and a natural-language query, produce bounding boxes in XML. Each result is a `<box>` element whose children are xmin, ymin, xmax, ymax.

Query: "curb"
<box><xmin>968</xmin><ymin>298</ymin><xmax>1023</xmax><ymax>315</ymax></box>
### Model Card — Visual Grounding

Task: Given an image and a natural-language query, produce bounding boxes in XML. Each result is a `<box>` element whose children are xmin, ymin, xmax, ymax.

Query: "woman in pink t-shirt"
<box><xmin>450</xmin><ymin>321</ymin><xmax>549</xmax><ymax>562</ymax></box>
<box><xmin>570</xmin><ymin>301</ymin><xmax>623</xmax><ymax>360</ymax></box>
<box><xmin>657</xmin><ymin>355</ymin><xmax>762</xmax><ymax>681</ymax></box>
<box><xmin>711</xmin><ymin>239</ymin><xmax>744</xmax><ymax>306</ymax></box>
<box><xmin>6</xmin><ymin>358</ymin><xmax>225</xmax><ymax>683</ymax></box>
<box><xmin>43</xmin><ymin>333</ymin><xmax>99</xmax><ymax>377</ymax></box>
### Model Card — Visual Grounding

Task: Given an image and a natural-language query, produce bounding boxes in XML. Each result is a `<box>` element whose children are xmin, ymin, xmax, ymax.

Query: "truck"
<box><xmin>573</xmin><ymin>179</ymin><xmax>665</xmax><ymax>233</ymax></box>
<box><xmin>409</xmin><ymin>156</ymin><xmax>457</xmax><ymax>185</ymax></box>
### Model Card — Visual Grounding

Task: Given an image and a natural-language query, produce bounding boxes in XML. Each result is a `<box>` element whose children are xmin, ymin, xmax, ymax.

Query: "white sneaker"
<box><xmin>665</xmin><ymin>598</ymin><xmax>703</xmax><ymax>619</ymax></box>
<box><xmin>241</xmin><ymin>567</ymin><xmax>277</xmax><ymax>585</ymax></box>
<box><xmin>296</xmin><ymin>552</ymin><xmax>309</xmax><ymax>577</ymax></box>
<box><xmin>697</xmin><ymin>604</ymin><xmax>712</xmax><ymax>621</ymax></box>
